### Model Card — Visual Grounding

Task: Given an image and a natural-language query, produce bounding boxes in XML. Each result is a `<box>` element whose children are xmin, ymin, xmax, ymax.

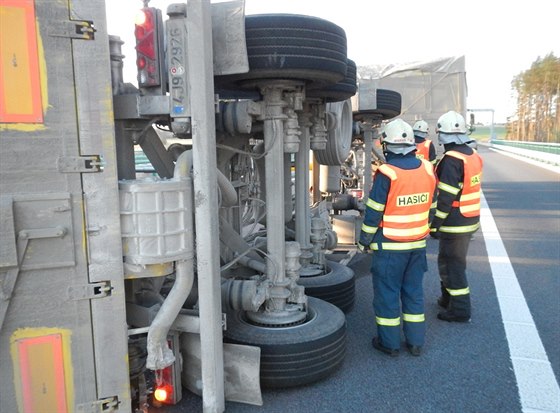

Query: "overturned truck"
<box><xmin>0</xmin><ymin>1</ymin><xmax>406</xmax><ymax>412</ymax></box>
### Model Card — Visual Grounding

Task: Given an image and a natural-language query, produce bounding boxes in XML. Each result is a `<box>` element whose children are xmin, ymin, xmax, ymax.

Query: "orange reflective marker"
<box><xmin>0</xmin><ymin>0</ymin><xmax>43</xmax><ymax>123</ymax></box>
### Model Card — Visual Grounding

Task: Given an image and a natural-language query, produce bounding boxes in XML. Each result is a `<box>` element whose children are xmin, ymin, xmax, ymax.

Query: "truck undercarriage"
<box><xmin>0</xmin><ymin>1</ymin><xmax>402</xmax><ymax>411</ymax></box>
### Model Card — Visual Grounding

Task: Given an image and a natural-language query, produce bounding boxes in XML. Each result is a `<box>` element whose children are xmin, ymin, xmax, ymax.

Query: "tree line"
<box><xmin>508</xmin><ymin>53</ymin><xmax>559</xmax><ymax>143</ymax></box>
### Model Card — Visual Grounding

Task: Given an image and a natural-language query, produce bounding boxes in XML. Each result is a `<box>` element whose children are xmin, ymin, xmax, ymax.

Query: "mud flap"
<box><xmin>180</xmin><ymin>332</ymin><xmax>262</xmax><ymax>406</ymax></box>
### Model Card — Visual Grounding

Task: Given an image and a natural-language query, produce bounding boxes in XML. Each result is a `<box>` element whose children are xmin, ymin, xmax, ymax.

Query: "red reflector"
<box><xmin>134</xmin><ymin>25</ymin><xmax>145</xmax><ymax>39</ymax></box>
<box><xmin>348</xmin><ymin>189</ymin><xmax>363</xmax><ymax>199</ymax></box>
<box><xmin>153</xmin><ymin>363</ymin><xmax>175</xmax><ymax>404</ymax></box>
<box><xmin>134</xmin><ymin>8</ymin><xmax>156</xmax><ymax>58</ymax></box>
<box><xmin>137</xmin><ymin>57</ymin><xmax>146</xmax><ymax>69</ymax></box>
<box><xmin>135</xmin><ymin>35</ymin><xmax>155</xmax><ymax>60</ymax></box>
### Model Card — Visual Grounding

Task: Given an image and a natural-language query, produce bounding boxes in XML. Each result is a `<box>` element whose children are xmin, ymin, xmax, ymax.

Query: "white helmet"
<box><xmin>437</xmin><ymin>111</ymin><xmax>467</xmax><ymax>134</ymax></box>
<box><xmin>413</xmin><ymin>120</ymin><xmax>429</xmax><ymax>134</ymax></box>
<box><xmin>380</xmin><ymin>119</ymin><xmax>416</xmax><ymax>155</ymax></box>
<box><xmin>381</xmin><ymin>119</ymin><xmax>415</xmax><ymax>146</ymax></box>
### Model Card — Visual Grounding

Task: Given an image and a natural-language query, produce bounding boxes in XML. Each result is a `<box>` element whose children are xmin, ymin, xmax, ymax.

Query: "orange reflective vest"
<box><xmin>444</xmin><ymin>150</ymin><xmax>483</xmax><ymax>218</ymax></box>
<box><xmin>377</xmin><ymin>160</ymin><xmax>436</xmax><ymax>242</ymax></box>
<box><xmin>415</xmin><ymin>140</ymin><xmax>432</xmax><ymax>161</ymax></box>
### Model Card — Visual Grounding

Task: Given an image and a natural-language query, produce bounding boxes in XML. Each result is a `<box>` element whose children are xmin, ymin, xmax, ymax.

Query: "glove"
<box><xmin>357</xmin><ymin>242</ymin><xmax>370</xmax><ymax>253</ymax></box>
<box><xmin>430</xmin><ymin>228</ymin><xmax>440</xmax><ymax>239</ymax></box>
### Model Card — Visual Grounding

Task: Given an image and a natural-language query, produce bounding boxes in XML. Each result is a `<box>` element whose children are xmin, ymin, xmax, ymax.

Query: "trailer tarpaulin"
<box><xmin>355</xmin><ymin>56</ymin><xmax>467</xmax><ymax>134</ymax></box>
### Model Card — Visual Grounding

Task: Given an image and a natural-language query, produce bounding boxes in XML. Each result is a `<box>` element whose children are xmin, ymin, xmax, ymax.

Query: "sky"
<box><xmin>106</xmin><ymin>0</ymin><xmax>560</xmax><ymax>124</ymax></box>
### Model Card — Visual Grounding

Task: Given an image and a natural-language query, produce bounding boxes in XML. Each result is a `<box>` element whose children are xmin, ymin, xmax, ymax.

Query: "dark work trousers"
<box><xmin>438</xmin><ymin>233</ymin><xmax>472</xmax><ymax>318</ymax></box>
<box><xmin>371</xmin><ymin>249</ymin><xmax>428</xmax><ymax>350</ymax></box>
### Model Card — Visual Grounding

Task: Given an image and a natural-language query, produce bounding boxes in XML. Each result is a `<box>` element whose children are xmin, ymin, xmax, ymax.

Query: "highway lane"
<box><xmin>480</xmin><ymin>145</ymin><xmax>560</xmax><ymax>384</ymax></box>
<box><xmin>159</xmin><ymin>145</ymin><xmax>559</xmax><ymax>413</ymax></box>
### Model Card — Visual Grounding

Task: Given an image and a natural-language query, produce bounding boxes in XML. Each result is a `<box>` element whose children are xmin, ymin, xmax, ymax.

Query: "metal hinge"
<box><xmin>77</xmin><ymin>396</ymin><xmax>119</xmax><ymax>413</ymax></box>
<box><xmin>58</xmin><ymin>155</ymin><xmax>103</xmax><ymax>173</ymax></box>
<box><xmin>50</xmin><ymin>20</ymin><xmax>96</xmax><ymax>40</ymax></box>
<box><xmin>68</xmin><ymin>281</ymin><xmax>112</xmax><ymax>301</ymax></box>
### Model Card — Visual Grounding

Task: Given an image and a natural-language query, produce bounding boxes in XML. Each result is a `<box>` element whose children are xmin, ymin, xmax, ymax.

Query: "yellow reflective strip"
<box><xmin>421</xmin><ymin>159</ymin><xmax>435</xmax><ymax>176</ymax></box>
<box><xmin>431</xmin><ymin>201</ymin><xmax>437</xmax><ymax>208</ymax></box>
<box><xmin>361</xmin><ymin>224</ymin><xmax>377</xmax><ymax>234</ymax></box>
<box><xmin>378</xmin><ymin>164</ymin><xmax>398</xmax><ymax>180</ymax></box>
<box><xmin>446</xmin><ymin>287</ymin><xmax>470</xmax><ymax>296</ymax></box>
<box><xmin>439</xmin><ymin>223</ymin><xmax>480</xmax><ymax>233</ymax></box>
<box><xmin>460</xmin><ymin>203</ymin><xmax>480</xmax><ymax>213</ymax></box>
<box><xmin>435</xmin><ymin>209</ymin><xmax>449</xmax><ymax>219</ymax></box>
<box><xmin>431</xmin><ymin>159</ymin><xmax>437</xmax><ymax>165</ymax></box>
<box><xmin>446</xmin><ymin>151</ymin><xmax>467</xmax><ymax>162</ymax></box>
<box><xmin>366</xmin><ymin>198</ymin><xmax>385</xmax><ymax>212</ymax></box>
<box><xmin>438</xmin><ymin>181</ymin><xmax>461</xmax><ymax>195</ymax></box>
<box><xmin>383</xmin><ymin>211</ymin><xmax>429</xmax><ymax>223</ymax></box>
<box><xmin>460</xmin><ymin>192</ymin><xmax>480</xmax><ymax>201</ymax></box>
<box><xmin>403</xmin><ymin>313</ymin><xmax>425</xmax><ymax>322</ymax></box>
<box><xmin>373</xmin><ymin>240</ymin><xmax>427</xmax><ymax>250</ymax></box>
<box><xmin>376</xmin><ymin>316</ymin><xmax>400</xmax><ymax>326</ymax></box>
<box><xmin>383</xmin><ymin>225</ymin><xmax>429</xmax><ymax>238</ymax></box>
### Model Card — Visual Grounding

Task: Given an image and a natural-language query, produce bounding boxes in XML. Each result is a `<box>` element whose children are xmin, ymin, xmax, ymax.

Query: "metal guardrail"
<box><xmin>135</xmin><ymin>152</ymin><xmax>156</xmax><ymax>174</ymax></box>
<box><xmin>489</xmin><ymin>140</ymin><xmax>560</xmax><ymax>166</ymax></box>
<box><xmin>491</xmin><ymin>140</ymin><xmax>560</xmax><ymax>155</ymax></box>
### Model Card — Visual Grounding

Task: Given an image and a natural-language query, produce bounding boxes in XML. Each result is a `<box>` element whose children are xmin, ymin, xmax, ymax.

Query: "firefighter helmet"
<box><xmin>381</xmin><ymin>119</ymin><xmax>415</xmax><ymax>146</ymax></box>
<box><xmin>437</xmin><ymin>111</ymin><xmax>467</xmax><ymax>134</ymax></box>
<box><xmin>413</xmin><ymin>120</ymin><xmax>429</xmax><ymax>134</ymax></box>
<box><xmin>380</xmin><ymin>119</ymin><xmax>416</xmax><ymax>155</ymax></box>
<box><xmin>437</xmin><ymin>111</ymin><xmax>471</xmax><ymax>145</ymax></box>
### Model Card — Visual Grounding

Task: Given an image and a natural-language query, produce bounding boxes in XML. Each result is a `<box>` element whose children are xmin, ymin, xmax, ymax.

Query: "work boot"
<box><xmin>437</xmin><ymin>311</ymin><xmax>471</xmax><ymax>323</ymax></box>
<box><xmin>438</xmin><ymin>282</ymin><xmax>449</xmax><ymax>308</ymax></box>
<box><xmin>437</xmin><ymin>296</ymin><xmax>449</xmax><ymax>308</ymax></box>
<box><xmin>372</xmin><ymin>337</ymin><xmax>399</xmax><ymax>357</ymax></box>
<box><xmin>406</xmin><ymin>343</ymin><xmax>422</xmax><ymax>356</ymax></box>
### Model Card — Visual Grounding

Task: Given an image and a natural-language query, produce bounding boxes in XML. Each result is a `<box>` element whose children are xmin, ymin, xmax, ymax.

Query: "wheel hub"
<box><xmin>245</xmin><ymin>304</ymin><xmax>307</xmax><ymax>327</ymax></box>
<box><xmin>299</xmin><ymin>264</ymin><xmax>324</xmax><ymax>278</ymax></box>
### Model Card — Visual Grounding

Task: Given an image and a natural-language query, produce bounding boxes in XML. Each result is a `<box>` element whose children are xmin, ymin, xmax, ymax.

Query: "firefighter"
<box><xmin>430</xmin><ymin>111</ymin><xmax>483</xmax><ymax>323</ymax></box>
<box><xmin>358</xmin><ymin>119</ymin><xmax>436</xmax><ymax>357</ymax></box>
<box><xmin>413</xmin><ymin>119</ymin><xmax>437</xmax><ymax>165</ymax></box>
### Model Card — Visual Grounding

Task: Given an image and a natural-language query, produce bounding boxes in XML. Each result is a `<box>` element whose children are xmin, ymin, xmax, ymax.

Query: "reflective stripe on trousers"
<box><xmin>437</xmin><ymin>233</ymin><xmax>472</xmax><ymax>318</ymax></box>
<box><xmin>371</xmin><ymin>248</ymin><xmax>427</xmax><ymax>349</ymax></box>
<box><xmin>372</xmin><ymin>240</ymin><xmax>426</xmax><ymax>251</ymax></box>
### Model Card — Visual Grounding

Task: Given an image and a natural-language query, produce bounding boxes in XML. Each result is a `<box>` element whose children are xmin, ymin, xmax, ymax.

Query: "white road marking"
<box><xmin>488</xmin><ymin>147</ymin><xmax>560</xmax><ymax>174</ymax></box>
<box><xmin>480</xmin><ymin>193</ymin><xmax>560</xmax><ymax>413</ymax></box>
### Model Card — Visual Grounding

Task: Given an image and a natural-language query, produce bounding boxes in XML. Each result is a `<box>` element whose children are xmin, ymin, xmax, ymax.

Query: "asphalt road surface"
<box><xmin>158</xmin><ymin>145</ymin><xmax>560</xmax><ymax>413</ymax></box>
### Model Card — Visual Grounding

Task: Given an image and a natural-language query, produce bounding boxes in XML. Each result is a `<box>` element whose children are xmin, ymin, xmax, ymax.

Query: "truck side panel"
<box><xmin>0</xmin><ymin>0</ymin><xmax>130</xmax><ymax>411</ymax></box>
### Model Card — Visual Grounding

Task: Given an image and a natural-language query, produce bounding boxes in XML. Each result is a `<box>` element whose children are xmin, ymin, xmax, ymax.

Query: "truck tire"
<box><xmin>215</xmin><ymin>14</ymin><xmax>348</xmax><ymax>90</ymax></box>
<box><xmin>307</xmin><ymin>59</ymin><xmax>357</xmax><ymax>102</ymax></box>
<box><xmin>297</xmin><ymin>260</ymin><xmax>355</xmax><ymax>313</ymax></box>
<box><xmin>314</xmin><ymin>99</ymin><xmax>353</xmax><ymax>166</ymax></box>
<box><xmin>353</xmin><ymin>88</ymin><xmax>402</xmax><ymax>121</ymax></box>
<box><xmin>224</xmin><ymin>297</ymin><xmax>346</xmax><ymax>388</ymax></box>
